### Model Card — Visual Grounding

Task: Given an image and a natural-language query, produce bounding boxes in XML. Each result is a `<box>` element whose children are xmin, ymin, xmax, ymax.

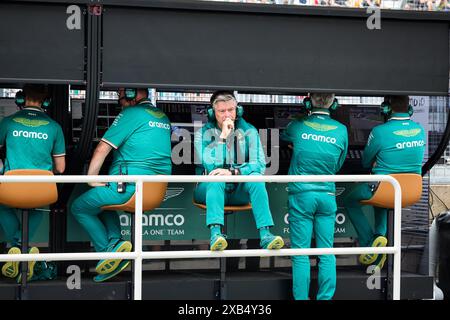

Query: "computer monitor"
<box><xmin>333</xmin><ymin>105</ymin><xmax>384</xmax><ymax>147</ymax></box>
<box><xmin>0</xmin><ymin>98</ymin><xmax>19</xmax><ymax>121</ymax></box>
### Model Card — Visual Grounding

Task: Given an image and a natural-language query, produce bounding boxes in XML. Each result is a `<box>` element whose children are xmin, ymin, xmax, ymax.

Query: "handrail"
<box><xmin>0</xmin><ymin>174</ymin><xmax>402</xmax><ymax>300</ymax></box>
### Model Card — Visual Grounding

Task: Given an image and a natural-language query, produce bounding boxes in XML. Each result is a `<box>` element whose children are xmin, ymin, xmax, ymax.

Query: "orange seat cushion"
<box><xmin>0</xmin><ymin>170</ymin><xmax>57</xmax><ymax>209</ymax></box>
<box><xmin>102</xmin><ymin>182</ymin><xmax>168</xmax><ymax>213</ymax></box>
<box><xmin>361</xmin><ymin>174</ymin><xmax>422</xmax><ymax>209</ymax></box>
<box><xmin>193</xmin><ymin>201</ymin><xmax>252</xmax><ymax>212</ymax></box>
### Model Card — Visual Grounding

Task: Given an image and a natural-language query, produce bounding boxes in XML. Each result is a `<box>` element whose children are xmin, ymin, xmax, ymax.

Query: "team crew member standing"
<box><xmin>0</xmin><ymin>84</ymin><xmax>66</xmax><ymax>280</ymax></box>
<box><xmin>194</xmin><ymin>91</ymin><xmax>284</xmax><ymax>251</ymax></box>
<box><xmin>281</xmin><ymin>93</ymin><xmax>348</xmax><ymax>300</ymax></box>
<box><xmin>343</xmin><ymin>95</ymin><xmax>425</xmax><ymax>271</ymax></box>
<box><xmin>71</xmin><ymin>88</ymin><xmax>172</xmax><ymax>282</ymax></box>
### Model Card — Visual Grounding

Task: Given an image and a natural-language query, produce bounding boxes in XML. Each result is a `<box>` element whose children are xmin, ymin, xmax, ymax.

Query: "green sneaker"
<box><xmin>93</xmin><ymin>260</ymin><xmax>130</xmax><ymax>283</ymax></box>
<box><xmin>369</xmin><ymin>253</ymin><xmax>387</xmax><ymax>274</ymax></box>
<box><xmin>260</xmin><ymin>234</ymin><xmax>284</xmax><ymax>250</ymax></box>
<box><xmin>210</xmin><ymin>234</ymin><xmax>228</xmax><ymax>251</ymax></box>
<box><xmin>96</xmin><ymin>241</ymin><xmax>132</xmax><ymax>275</ymax></box>
<box><xmin>15</xmin><ymin>247</ymin><xmax>40</xmax><ymax>283</ymax></box>
<box><xmin>359</xmin><ymin>235</ymin><xmax>387</xmax><ymax>265</ymax></box>
<box><xmin>2</xmin><ymin>247</ymin><xmax>21</xmax><ymax>278</ymax></box>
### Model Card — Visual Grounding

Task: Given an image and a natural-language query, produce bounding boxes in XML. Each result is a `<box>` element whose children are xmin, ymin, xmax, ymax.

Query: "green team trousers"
<box><xmin>71</xmin><ymin>182</ymin><xmax>135</xmax><ymax>252</ymax></box>
<box><xmin>288</xmin><ymin>191</ymin><xmax>337</xmax><ymax>300</ymax></box>
<box><xmin>0</xmin><ymin>205</ymin><xmax>43</xmax><ymax>247</ymax></box>
<box><xmin>343</xmin><ymin>183</ymin><xmax>387</xmax><ymax>247</ymax></box>
<box><xmin>193</xmin><ymin>182</ymin><xmax>274</xmax><ymax>229</ymax></box>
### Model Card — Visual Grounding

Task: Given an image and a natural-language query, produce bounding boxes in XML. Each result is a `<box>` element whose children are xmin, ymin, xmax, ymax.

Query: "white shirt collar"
<box><xmin>23</xmin><ymin>107</ymin><xmax>44</xmax><ymax>112</ymax></box>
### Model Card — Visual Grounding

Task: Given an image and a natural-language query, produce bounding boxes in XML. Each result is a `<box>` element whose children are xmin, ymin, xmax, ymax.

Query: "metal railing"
<box><xmin>0</xmin><ymin>174</ymin><xmax>402</xmax><ymax>300</ymax></box>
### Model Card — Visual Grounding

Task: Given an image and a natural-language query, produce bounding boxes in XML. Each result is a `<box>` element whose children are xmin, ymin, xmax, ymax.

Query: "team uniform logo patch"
<box><xmin>304</xmin><ymin>121</ymin><xmax>337</xmax><ymax>132</ymax></box>
<box><xmin>145</xmin><ymin>109</ymin><xmax>166</xmax><ymax>119</ymax></box>
<box><xmin>393</xmin><ymin>128</ymin><xmax>421</xmax><ymax>137</ymax></box>
<box><xmin>12</xmin><ymin>118</ymin><xmax>49</xmax><ymax>128</ymax></box>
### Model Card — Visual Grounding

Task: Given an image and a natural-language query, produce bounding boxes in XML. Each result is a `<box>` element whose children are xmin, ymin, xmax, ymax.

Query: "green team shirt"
<box><xmin>194</xmin><ymin>118</ymin><xmax>266</xmax><ymax>176</ymax></box>
<box><xmin>281</xmin><ymin>109</ymin><xmax>348</xmax><ymax>194</ymax></box>
<box><xmin>363</xmin><ymin>113</ymin><xmax>426</xmax><ymax>175</ymax></box>
<box><xmin>102</xmin><ymin>100</ymin><xmax>172</xmax><ymax>175</ymax></box>
<box><xmin>0</xmin><ymin>107</ymin><xmax>65</xmax><ymax>172</ymax></box>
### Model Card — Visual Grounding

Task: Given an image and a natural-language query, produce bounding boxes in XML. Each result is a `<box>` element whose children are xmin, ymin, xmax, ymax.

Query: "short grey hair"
<box><xmin>211</xmin><ymin>93</ymin><xmax>237</xmax><ymax>108</ymax></box>
<box><xmin>310</xmin><ymin>93</ymin><xmax>335</xmax><ymax>109</ymax></box>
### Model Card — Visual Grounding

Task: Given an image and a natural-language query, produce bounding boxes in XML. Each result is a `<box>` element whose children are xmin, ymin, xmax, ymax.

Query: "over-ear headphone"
<box><xmin>123</xmin><ymin>88</ymin><xmax>137</xmax><ymax>101</ymax></box>
<box><xmin>380</xmin><ymin>96</ymin><xmax>413</xmax><ymax>117</ymax></box>
<box><xmin>206</xmin><ymin>105</ymin><xmax>244</xmax><ymax>122</ymax></box>
<box><xmin>42</xmin><ymin>97</ymin><xmax>51</xmax><ymax>109</ymax></box>
<box><xmin>15</xmin><ymin>90</ymin><xmax>26</xmax><ymax>108</ymax></box>
<box><xmin>302</xmin><ymin>96</ymin><xmax>339</xmax><ymax>112</ymax></box>
<box><xmin>207</xmin><ymin>91</ymin><xmax>244</xmax><ymax>122</ymax></box>
<box><xmin>15</xmin><ymin>90</ymin><xmax>51</xmax><ymax>110</ymax></box>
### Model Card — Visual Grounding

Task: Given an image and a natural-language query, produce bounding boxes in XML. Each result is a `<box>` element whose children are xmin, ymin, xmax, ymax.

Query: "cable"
<box><xmin>429</xmin><ymin>187</ymin><xmax>449</xmax><ymax>221</ymax></box>
<box><xmin>430</xmin><ymin>187</ymin><xmax>449</xmax><ymax>210</ymax></box>
<box><xmin>429</xmin><ymin>189</ymin><xmax>436</xmax><ymax>221</ymax></box>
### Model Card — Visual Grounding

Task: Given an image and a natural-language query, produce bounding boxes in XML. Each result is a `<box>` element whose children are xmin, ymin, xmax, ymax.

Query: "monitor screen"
<box><xmin>0</xmin><ymin>98</ymin><xmax>19</xmax><ymax>121</ymax></box>
<box><xmin>333</xmin><ymin>105</ymin><xmax>384</xmax><ymax>147</ymax></box>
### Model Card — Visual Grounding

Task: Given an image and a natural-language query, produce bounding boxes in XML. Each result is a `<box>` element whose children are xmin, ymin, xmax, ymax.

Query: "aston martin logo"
<box><xmin>163</xmin><ymin>187</ymin><xmax>184</xmax><ymax>201</ymax></box>
<box><xmin>145</xmin><ymin>109</ymin><xmax>166</xmax><ymax>119</ymax></box>
<box><xmin>304</xmin><ymin>121</ymin><xmax>337</xmax><ymax>132</ymax></box>
<box><xmin>12</xmin><ymin>118</ymin><xmax>49</xmax><ymax>127</ymax></box>
<box><xmin>393</xmin><ymin>128</ymin><xmax>421</xmax><ymax>137</ymax></box>
<box><xmin>335</xmin><ymin>187</ymin><xmax>345</xmax><ymax>196</ymax></box>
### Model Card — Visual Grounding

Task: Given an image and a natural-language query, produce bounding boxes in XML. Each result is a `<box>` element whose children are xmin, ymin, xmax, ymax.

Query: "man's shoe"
<box><xmin>96</xmin><ymin>241</ymin><xmax>132</xmax><ymax>275</ymax></box>
<box><xmin>260</xmin><ymin>234</ymin><xmax>284</xmax><ymax>250</ymax></box>
<box><xmin>359</xmin><ymin>235</ymin><xmax>387</xmax><ymax>265</ymax></box>
<box><xmin>15</xmin><ymin>247</ymin><xmax>40</xmax><ymax>283</ymax></box>
<box><xmin>369</xmin><ymin>253</ymin><xmax>387</xmax><ymax>274</ymax></box>
<box><xmin>93</xmin><ymin>260</ymin><xmax>130</xmax><ymax>283</ymax></box>
<box><xmin>2</xmin><ymin>247</ymin><xmax>21</xmax><ymax>278</ymax></box>
<box><xmin>210</xmin><ymin>234</ymin><xmax>228</xmax><ymax>251</ymax></box>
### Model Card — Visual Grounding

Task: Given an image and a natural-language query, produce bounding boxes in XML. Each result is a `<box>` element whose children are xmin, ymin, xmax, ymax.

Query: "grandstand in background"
<box><xmin>207</xmin><ymin>0</ymin><xmax>450</xmax><ymax>11</ymax></box>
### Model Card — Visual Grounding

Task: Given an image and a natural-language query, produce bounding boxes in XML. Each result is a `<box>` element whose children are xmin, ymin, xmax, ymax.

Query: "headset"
<box><xmin>380</xmin><ymin>96</ymin><xmax>413</xmax><ymax>117</ymax></box>
<box><xmin>302</xmin><ymin>95</ymin><xmax>339</xmax><ymax>113</ymax></box>
<box><xmin>207</xmin><ymin>91</ymin><xmax>244</xmax><ymax>122</ymax></box>
<box><xmin>15</xmin><ymin>90</ymin><xmax>51</xmax><ymax>110</ymax></box>
<box><xmin>123</xmin><ymin>88</ymin><xmax>137</xmax><ymax>101</ymax></box>
<box><xmin>14</xmin><ymin>91</ymin><xmax>25</xmax><ymax>108</ymax></box>
<box><xmin>118</xmin><ymin>88</ymin><xmax>153</xmax><ymax>105</ymax></box>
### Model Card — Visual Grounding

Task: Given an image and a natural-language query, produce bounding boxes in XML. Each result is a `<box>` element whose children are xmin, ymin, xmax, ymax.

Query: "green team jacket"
<box><xmin>0</xmin><ymin>107</ymin><xmax>65</xmax><ymax>172</ymax></box>
<box><xmin>363</xmin><ymin>112</ymin><xmax>426</xmax><ymax>175</ymax></box>
<box><xmin>194</xmin><ymin>118</ymin><xmax>266</xmax><ymax>176</ymax></box>
<box><xmin>281</xmin><ymin>109</ymin><xmax>348</xmax><ymax>194</ymax></box>
<box><xmin>102</xmin><ymin>100</ymin><xmax>172</xmax><ymax>175</ymax></box>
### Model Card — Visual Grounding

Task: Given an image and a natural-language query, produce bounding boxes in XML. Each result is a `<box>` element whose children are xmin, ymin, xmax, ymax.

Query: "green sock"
<box><xmin>259</xmin><ymin>226</ymin><xmax>271</xmax><ymax>239</ymax></box>
<box><xmin>210</xmin><ymin>224</ymin><xmax>222</xmax><ymax>238</ymax></box>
